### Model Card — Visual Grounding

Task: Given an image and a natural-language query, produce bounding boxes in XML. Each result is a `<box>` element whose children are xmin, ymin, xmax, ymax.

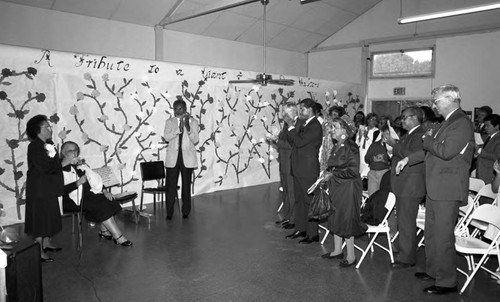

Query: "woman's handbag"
<box><xmin>308</xmin><ymin>184</ymin><xmax>334</xmax><ymax>221</ymax></box>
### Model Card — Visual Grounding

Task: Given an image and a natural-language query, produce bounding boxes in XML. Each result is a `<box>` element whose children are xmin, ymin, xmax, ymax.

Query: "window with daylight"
<box><xmin>371</xmin><ymin>48</ymin><xmax>434</xmax><ymax>78</ymax></box>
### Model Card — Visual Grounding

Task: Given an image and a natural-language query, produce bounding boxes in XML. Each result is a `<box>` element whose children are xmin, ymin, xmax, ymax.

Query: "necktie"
<box><xmin>483</xmin><ymin>135</ymin><xmax>491</xmax><ymax>148</ymax></box>
<box><xmin>178</xmin><ymin>118</ymin><xmax>183</xmax><ymax>149</ymax></box>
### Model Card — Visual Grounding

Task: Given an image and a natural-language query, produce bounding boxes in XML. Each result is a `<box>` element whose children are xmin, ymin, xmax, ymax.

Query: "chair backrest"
<box><xmin>469</xmin><ymin>177</ymin><xmax>485</xmax><ymax>194</ymax></box>
<box><xmin>140</xmin><ymin>161</ymin><xmax>165</xmax><ymax>181</ymax></box>
<box><xmin>476</xmin><ymin>184</ymin><xmax>496</xmax><ymax>201</ymax></box>
<box><xmin>381</xmin><ymin>192</ymin><xmax>396</xmax><ymax>223</ymax></box>
<box><xmin>468</xmin><ymin>204</ymin><xmax>500</xmax><ymax>240</ymax></box>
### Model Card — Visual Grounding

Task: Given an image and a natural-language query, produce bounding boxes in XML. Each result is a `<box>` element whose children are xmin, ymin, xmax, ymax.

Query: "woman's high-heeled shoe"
<box><xmin>98</xmin><ymin>231</ymin><xmax>113</xmax><ymax>240</ymax></box>
<box><xmin>113</xmin><ymin>235</ymin><xmax>133</xmax><ymax>247</ymax></box>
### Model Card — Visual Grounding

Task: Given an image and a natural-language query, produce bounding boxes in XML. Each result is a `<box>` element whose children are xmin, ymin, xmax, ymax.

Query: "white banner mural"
<box><xmin>0</xmin><ymin>44</ymin><xmax>361</xmax><ymax>225</ymax></box>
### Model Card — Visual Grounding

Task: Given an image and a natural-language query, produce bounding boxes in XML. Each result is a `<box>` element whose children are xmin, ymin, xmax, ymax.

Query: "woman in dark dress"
<box><xmin>25</xmin><ymin>115</ymin><xmax>68</xmax><ymax>262</ymax></box>
<box><xmin>321</xmin><ymin>118</ymin><xmax>367</xmax><ymax>267</ymax></box>
<box><xmin>60</xmin><ymin>141</ymin><xmax>132</xmax><ymax>246</ymax></box>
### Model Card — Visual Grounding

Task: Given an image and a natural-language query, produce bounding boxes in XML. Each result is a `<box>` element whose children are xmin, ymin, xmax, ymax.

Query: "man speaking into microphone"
<box><xmin>163</xmin><ymin>99</ymin><xmax>200</xmax><ymax>220</ymax></box>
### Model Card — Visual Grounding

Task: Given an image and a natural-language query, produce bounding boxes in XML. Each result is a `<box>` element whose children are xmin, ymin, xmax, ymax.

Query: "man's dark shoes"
<box><xmin>41</xmin><ymin>257</ymin><xmax>54</xmax><ymax>263</ymax></box>
<box><xmin>392</xmin><ymin>262</ymin><xmax>415</xmax><ymax>269</ymax></box>
<box><xmin>424</xmin><ymin>285</ymin><xmax>458</xmax><ymax>295</ymax></box>
<box><xmin>286</xmin><ymin>231</ymin><xmax>306</xmax><ymax>239</ymax></box>
<box><xmin>415</xmin><ymin>272</ymin><xmax>435</xmax><ymax>281</ymax></box>
<box><xmin>182</xmin><ymin>214</ymin><xmax>189</xmax><ymax>219</ymax></box>
<box><xmin>283</xmin><ymin>223</ymin><xmax>295</xmax><ymax>229</ymax></box>
<box><xmin>321</xmin><ymin>252</ymin><xmax>344</xmax><ymax>260</ymax></box>
<box><xmin>298</xmin><ymin>235</ymin><xmax>319</xmax><ymax>244</ymax></box>
<box><xmin>166</xmin><ymin>215</ymin><xmax>172</xmax><ymax>220</ymax></box>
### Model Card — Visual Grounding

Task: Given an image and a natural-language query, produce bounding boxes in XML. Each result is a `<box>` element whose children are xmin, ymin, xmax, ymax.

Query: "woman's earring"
<box><xmin>341</xmin><ymin>134</ymin><xmax>346</xmax><ymax>140</ymax></box>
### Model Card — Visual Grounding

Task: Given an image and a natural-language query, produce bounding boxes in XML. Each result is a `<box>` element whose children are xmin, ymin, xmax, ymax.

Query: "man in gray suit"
<box><xmin>399</xmin><ymin>85</ymin><xmax>474</xmax><ymax>295</ymax></box>
<box><xmin>386</xmin><ymin>106</ymin><xmax>426</xmax><ymax>269</ymax></box>
<box><xmin>163</xmin><ymin>99</ymin><xmax>200</xmax><ymax>220</ymax></box>
<box><xmin>274</xmin><ymin>103</ymin><xmax>297</xmax><ymax>229</ymax></box>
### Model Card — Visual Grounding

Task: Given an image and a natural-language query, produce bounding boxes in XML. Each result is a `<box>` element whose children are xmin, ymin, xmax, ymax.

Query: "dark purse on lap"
<box><xmin>308</xmin><ymin>184</ymin><xmax>334</xmax><ymax>221</ymax></box>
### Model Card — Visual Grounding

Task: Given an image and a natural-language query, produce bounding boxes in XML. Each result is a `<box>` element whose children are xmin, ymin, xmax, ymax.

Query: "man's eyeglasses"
<box><xmin>41</xmin><ymin>125</ymin><xmax>52</xmax><ymax>130</ymax></box>
<box><xmin>432</xmin><ymin>97</ymin><xmax>447</xmax><ymax>105</ymax></box>
<box><xmin>401</xmin><ymin>114</ymin><xmax>415</xmax><ymax>121</ymax></box>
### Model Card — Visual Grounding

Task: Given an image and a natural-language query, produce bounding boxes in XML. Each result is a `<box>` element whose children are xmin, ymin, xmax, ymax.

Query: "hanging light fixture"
<box><xmin>398</xmin><ymin>2</ymin><xmax>500</xmax><ymax>24</ymax></box>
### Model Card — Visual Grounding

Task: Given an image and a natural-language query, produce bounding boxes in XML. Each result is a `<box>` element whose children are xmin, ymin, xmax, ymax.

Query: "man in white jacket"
<box><xmin>163</xmin><ymin>100</ymin><xmax>200</xmax><ymax>220</ymax></box>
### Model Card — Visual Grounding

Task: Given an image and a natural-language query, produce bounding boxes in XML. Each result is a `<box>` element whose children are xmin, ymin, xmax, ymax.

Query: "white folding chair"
<box><xmin>455</xmin><ymin>204</ymin><xmax>500</xmax><ymax>294</ymax></box>
<box><xmin>469</xmin><ymin>177</ymin><xmax>485</xmax><ymax>196</ymax></box>
<box><xmin>461</xmin><ymin>184</ymin><xmax>498</xmax><ymax>238</ymax></box>
<box><xmin>319</xmin><ymin>191</ymin><xmax>369</xmax><ymax>245</ymax></box>
<box><xmin>354</xmin><ymin>192</ymin><xmax>396</xmax><ymax>269</ymax></box>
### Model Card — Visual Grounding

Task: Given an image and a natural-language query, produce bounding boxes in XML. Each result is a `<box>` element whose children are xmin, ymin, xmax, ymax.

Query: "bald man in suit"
<box><xmin>398</xmin><ymin>85</ymin><xmax>474</xmax><ymax>295</ymax></box>
<box><xmin>386</xmin><ymin>106</ymin><xmax>426</xmax><ymax>269</ymax></box>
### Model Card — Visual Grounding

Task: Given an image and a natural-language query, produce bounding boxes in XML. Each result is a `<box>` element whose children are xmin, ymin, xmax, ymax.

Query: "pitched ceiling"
<box><xmin>0</xmin><ymin>0</ymin><xmax>382</xmax><ymax>53</ymax></box>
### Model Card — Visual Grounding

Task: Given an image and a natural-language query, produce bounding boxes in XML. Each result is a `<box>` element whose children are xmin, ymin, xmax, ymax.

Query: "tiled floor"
<box><xmin>7</xmin><ymin>182</ymin><xmax>500</xmax><ymax>301</ymax></box>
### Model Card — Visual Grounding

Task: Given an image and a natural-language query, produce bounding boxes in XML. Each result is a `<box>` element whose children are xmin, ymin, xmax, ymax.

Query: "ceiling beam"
<box><xmin>159</xmin><ymin>0</ymin><xmax>260</xmax><ymax>27</ymax></box>
<box><xmin>158</xmin><ymin>0</ymin><xmax>185</xmax><ymax>27</ymax></box>
<box><xmin>308</xmin><ymin>22</ymin><xmax>500</xmax><ymax>53</ymax></box>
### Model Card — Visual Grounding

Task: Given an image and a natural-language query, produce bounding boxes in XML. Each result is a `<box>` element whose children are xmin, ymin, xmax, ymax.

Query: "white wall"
<box><xmin>434</xmin><ymin>31</ymin><xmax>500</xmax><ymax>113</ymax></box>
<box><xmin>0</xmin><ymin>1</ymin><xmax>155</xmax><ymax>60</ymax></box>
<box><xmin>0</xmin><ymin>1</ymin><xmax>307</xmax><ymax>77</ymax></box>
<box><xmin>308</xmin><ymin>0</ymin><xmax>500</xmax><ymax>114</ymax></box>
<box><xmin>162</xmin><ymin>30</ymin><xmax>307</xmax><ymax>77</ymax></box>
<box><xmin>308</xmin><ymin>47</ymin><xmax>363</xmax><ymax>84</ymax></box>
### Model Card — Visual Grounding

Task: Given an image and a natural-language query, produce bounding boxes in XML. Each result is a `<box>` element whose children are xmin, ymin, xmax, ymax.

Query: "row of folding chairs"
<box><xmin>412</xmin><ymin>178</ymin><xmax>500</xmax><ymax>294</ymax></box>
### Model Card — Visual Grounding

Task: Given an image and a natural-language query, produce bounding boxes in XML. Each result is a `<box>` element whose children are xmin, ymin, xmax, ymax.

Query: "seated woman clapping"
<box><xmin>60</xmin><ymin>141</ymin><xmax>132</xmax><ymax>247</ymax></box>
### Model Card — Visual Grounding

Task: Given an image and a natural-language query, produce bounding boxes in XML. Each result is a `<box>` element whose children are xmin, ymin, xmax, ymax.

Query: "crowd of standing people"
<box><xmin>273</xmin><ymin>84</ymin><xmax>500</xmax><ymax>295</ymax></box>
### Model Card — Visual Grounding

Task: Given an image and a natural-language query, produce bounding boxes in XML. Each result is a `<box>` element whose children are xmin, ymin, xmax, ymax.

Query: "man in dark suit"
<box><xmin>399</xmin><ymin>85</ymin><xmax>474</xmax><ymax>295</ymax></box>
<box><xmin>476</xmin><ymin>114</ymin><xmax>500</xmax><ymax>184</ymax></box>
<box><xmin>385</xmin><ymin>106</ymin><xmax>426</xmax><ymax>269</ymax></box>
<box><xmin>474</xmin><ymin>105</ymin><xmax>492</xmax><ymax>141</ymax></box>
<box><xmin>283</xmin><ymin>98</ymin><xmax>323</xmax><ymax>244</ymax></box>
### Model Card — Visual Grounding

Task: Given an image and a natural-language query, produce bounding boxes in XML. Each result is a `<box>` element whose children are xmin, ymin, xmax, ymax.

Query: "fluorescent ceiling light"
<box><xmin>398</xmin><ymin>2</ymin><xmax>500</xmax><ymax>24</ymax></box>
<box><xmin>300</xmin><ymin>0</ymin><xmax>321</xmax><ymax>4</ymax></box>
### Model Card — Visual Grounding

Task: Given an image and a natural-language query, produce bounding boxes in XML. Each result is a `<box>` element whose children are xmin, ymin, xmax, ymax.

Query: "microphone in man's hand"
<box><xmin>184</xmin><ymin>114</ymin><xmax>190</xmax><ymax>132</ymax></box>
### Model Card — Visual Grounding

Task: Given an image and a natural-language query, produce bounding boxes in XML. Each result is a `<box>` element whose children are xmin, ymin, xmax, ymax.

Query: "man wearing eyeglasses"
<box><xmin>399</xmin><ymin>85</ymin><xmax>474</xmax><ymax>295</ymax></box>
<box><xmin>385</xmin><ymin>106</ymin><xmax>426</xmax><ymax>270</ymax></box>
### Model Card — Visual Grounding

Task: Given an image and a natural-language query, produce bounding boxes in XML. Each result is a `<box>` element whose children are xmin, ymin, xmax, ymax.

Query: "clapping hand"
<box><xmin>494</xmin><ymin>160</ymin><xmax>500</xmax><ymax>174</ymax></box>
<box><xmin>395</xmin><ymin>157</ymin><xmax>409</xmax><ymax>175</ymax></box>
<box><xmin>183</xmin><ymin>114</ymin><xmax>190</xmax><ymax>132</ymax></box>
<box><xmin>283</xmin><ymin>114</ymin><xmax>294</xmax><ymax>127</ymax></box>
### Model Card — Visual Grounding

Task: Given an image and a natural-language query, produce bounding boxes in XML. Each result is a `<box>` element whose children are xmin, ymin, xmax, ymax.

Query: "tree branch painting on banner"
<box><xmin>0</xmin><ymin>67</ymin><xmax>58</xmax><ymax>219</ymax></box>
<box><xmin>0</xmin><ymin>44</ymin><xmax>361</xmax><ymax>224</ymax></box>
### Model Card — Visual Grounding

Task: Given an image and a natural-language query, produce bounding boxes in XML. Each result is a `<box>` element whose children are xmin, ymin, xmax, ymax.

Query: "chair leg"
<box><xmin>131</xmin><ymin>199</ymin><xmax>139</xmax><ymax>224</ymax></box>
<box><xmin>319</xmin><ymin>225</ymin><xmax>329</xmax><ymax>245</ymax></box>
<box><xmin>140</xmin><ymin>191</ymin><xmax>144</xmax><ymax>211</ymax></box>
<box><xmin>277</xmin><ymin>202</ymin><xmax>283</xmax><ymax>213</ymax></box>
<box><xmin>387</xmin><ymin>231</ymin><xmax>394</xmax><ymax>263</ymax></box>
<box><xmin>356</xmin><ymin>233</ymin><xmax>379</xmax><ymax>269</ymax></box>
<box><xmin>153</xmin><ymin>194</ymin><xmax>156</xmax><ymax>214</ymax></box>
<box><xmin>77</xmin><ymin>213</ymin><xmax>83</xmax><ymax>251</ymax></box>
